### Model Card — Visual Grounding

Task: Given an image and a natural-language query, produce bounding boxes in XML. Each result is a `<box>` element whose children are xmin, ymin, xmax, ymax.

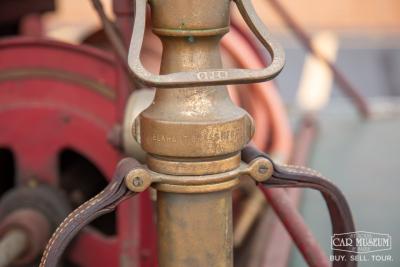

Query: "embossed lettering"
<box><xmin>196</xmin><ymin>71</ymin><xmax>228</xmax><ymax>81</ymax></box>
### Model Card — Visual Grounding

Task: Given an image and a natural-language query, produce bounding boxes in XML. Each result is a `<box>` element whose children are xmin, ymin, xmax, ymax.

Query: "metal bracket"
<box><xmin>124</xmin><ymin>157</ymin><xmax>274</xmax><ymax>193</ymax></box>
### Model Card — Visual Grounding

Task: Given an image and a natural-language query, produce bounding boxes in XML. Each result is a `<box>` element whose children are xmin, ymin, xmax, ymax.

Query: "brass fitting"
<box><xmin>132</xmin><ymin>2</ymin><xmax>252</xmax><ymax>266</ymax></box>
<box><xmin>127</xmin><ymin>0</ymin><xmax>283</xmax><ymax>266</ymax></box>
<box><xmin>134</xmin><ymin>0</ymin><xmax>254</xmax><ymax>179</ymax></box>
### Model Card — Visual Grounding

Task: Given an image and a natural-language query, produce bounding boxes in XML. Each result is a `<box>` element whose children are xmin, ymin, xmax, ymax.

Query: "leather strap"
<box><xmin>39</xmin><ymin>158</ymin><xmax>140</xmax><ymax>267</ymax></box>
<box><xmin>41</xmin><ymin>150</ymin><xmax>356</xmax><ymax>267</ymax></box>
<box><xmin>242</xmin><ymin>146</ymin><xmax>357</xmax><ymax>267</ymax></box>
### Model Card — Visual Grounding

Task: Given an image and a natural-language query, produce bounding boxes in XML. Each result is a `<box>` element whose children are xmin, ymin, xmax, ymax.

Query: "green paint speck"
<box><xmin>187</xmin><ymin>36</ymin><xmax>195</xmax><ymax>43</ymax></box>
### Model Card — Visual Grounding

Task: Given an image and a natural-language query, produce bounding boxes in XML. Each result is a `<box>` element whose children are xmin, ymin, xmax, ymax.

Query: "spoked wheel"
<box><xmin>0</xmin><ymin>38</ymin><xmax>156</xmax><ymax>267</ymax></box>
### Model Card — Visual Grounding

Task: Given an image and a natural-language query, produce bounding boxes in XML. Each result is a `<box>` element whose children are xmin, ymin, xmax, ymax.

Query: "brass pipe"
<box><xmin>135</xmin><ymin>0</ymin><xmax>253</xmax><ymax>266</ymax></box>
<box><xmin>157</xmin><ymin>190</ymin><xmax>233</xmax><ymax>267</ymax></box>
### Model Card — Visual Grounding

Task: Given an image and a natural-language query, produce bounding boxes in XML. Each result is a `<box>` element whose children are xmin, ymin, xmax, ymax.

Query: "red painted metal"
<box><xmin>0</xmin><ymin>38</ymin><xmax>156</xmax><ymax>267</ymax></box>
<box><xmin>20</xmin><ymin>14</ymin><xmax>43</xmax><ymax>37</ymax></box>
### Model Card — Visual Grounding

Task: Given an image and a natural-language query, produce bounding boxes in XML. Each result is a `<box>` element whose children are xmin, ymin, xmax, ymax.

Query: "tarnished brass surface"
<box><xmin>247</xmin><ymin>157</ymin><xmax>274</xmax><ymax>182</ymax></box>
<box><xmin>125</xmin><ymin>168</ymin><xmax>153</xmax><ymax>192</ymax></box>
<box><xmin>138</xmin><ymin>113</ymin><xmax>253</xmax><ymax>157</ymax></box>
<box><xmin>157</xmin><ymin>190</ymin><xmax>233</xmax><ymax>267</ymax></box>
<box><xmin>128</xmin><ymin>0</ymin><xmax>285</xmax><ymax>88</ymax></box>
<box><xmin>135</xmin><ymin>0</ymin><xmax>254</xmax><ymax>160</ymax></box>
<box><xmin>150</xmin><ymin>0</ymin><xmax>230</xmax><ymax>32</ymax></box>
<box><xmin>127</xmin><ymin>0</ymin><xmax>282</xmax><ymax>266</ymax></box>
<box><xmin>147</xmin><ymin>153</ymin><xmax>241</xmax><ymax>176</ymax></box>
<box><xmin>154</xmin><ymin>178</ymin><xmax>239</xmax><ymax>193</ymax></box>
<box><xmin>123</xmin><ymin>159</ymin><xmax>273</xmax><ymax>191</ymax></box>
<box><xmin>142</xmin><ymin>0</ymin><xmax>245</xmax><ymax>263</ymax></box>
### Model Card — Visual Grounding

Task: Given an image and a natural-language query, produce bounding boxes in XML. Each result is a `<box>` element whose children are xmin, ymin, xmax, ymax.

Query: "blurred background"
<box><xmin>0</xmin><ymin>0</ymin><xmax>399</xmax><ymax>266</ymax></box>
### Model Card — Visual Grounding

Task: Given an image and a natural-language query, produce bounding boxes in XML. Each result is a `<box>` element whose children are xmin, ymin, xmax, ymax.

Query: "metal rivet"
<box><xmin>258</xmin><ymin>165</ymin><xmax>268</xmax><ymax>174</ymax></box>
<box><xmin>133</xmin><ymin>177</ymin><xmax>143</xmax><ymax>187</ymax></box>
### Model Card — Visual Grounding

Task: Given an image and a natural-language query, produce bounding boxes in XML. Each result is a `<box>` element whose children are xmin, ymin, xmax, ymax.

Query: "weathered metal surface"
<box><xmin>0</xmin><ymin>38</ymin><xmax>156</xmax><ymax>267</ymax></box>
<box><xmin>127</xmin><ymin>0</ymin><xmax>279</xmax><ymax>266</ymax></box>
<box><xmin>134</xmin><ymin>0</ymin><xmax>254</xmax><ymax>159</ymax></box>
<box><xmin>128</xmin><ymin>0</ymin><xmax>285</xmax><ymax>88</ymax></box>
<box><xmin>157</xmin><ymin>190</ymin><xmax>233</xmax><ymax>267</ymax></box>
<box><xmin>126</xmin><ymin>0</ymin><xmax>289</xmax><ymax>265</ymax></box>
<box><xmin>147</xmin><ymin>153</ymin><xmax>241</xmax><ymax>176</ymax></box>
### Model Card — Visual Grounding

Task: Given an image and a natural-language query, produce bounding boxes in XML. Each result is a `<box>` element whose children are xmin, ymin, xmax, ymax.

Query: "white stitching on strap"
<box><xmin>39</xmin><ymin>187</ymin><xmax>108</xmax><ymax>267</ymax></box>
<box><xmin>280</xmin><ymin>163</ymin><xmax>321</xmax><ymax>176</ymax></box>
<box><xmin>277</xmin><ymin>163</ymin><xmax>333</xmax><ymax>183</ymax></box>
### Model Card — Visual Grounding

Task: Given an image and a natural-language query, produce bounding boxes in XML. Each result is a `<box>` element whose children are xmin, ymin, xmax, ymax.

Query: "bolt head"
<box><xmin>133</xmin><ymin>177</ymin><xmax>143</xmax><ymax>187</ymax></box>
<box><xmin>258</xmin><ymin>165</ymin><xmax>268</xmax><ymax>174</ymax></box>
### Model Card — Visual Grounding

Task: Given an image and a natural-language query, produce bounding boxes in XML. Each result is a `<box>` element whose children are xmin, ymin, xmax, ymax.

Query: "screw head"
<box><xmin>248</xmin><ymin>158</ymin><xmax>273</xmax><ymax>182</ymax></box>
<box><xmin>133</xmin><ymin>177</ymin><xmax>143</xmax><ymax>187</ymax></box>
<box><xmin>258</xmin><ymin>165</ymin><xmax>268</xmax><ymax>174</ymax></box>
<box><xmin>125</xmin><ymin>169</ymin><xmax>152</xmax><ymax>192</ymax></box>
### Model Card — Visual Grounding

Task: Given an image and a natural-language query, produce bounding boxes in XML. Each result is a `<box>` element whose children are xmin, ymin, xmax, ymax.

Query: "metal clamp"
<box><xmin>39</xmin><ymin>155</ymin><xmax>274</xmax><ymax>267</ymax></box>
<box><xmin>125</xmin><ymin>158</ymin><xmax>274</xmax><ymax>193</ymax></box>
<box><xmin>127</xmin><ymin>0</ymin><xmax>285</xmax><ymax>88</ymax></box>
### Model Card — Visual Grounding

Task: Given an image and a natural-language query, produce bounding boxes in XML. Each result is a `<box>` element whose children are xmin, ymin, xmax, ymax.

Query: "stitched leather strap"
<box><xmin>242</xmin><ymin>146</ymin><xmax>357</xmax><ymax>267</ymax></box>
<box><xmin>41</xmin><ymin>149</ymin><xmax>356</xmax><ymax>267</ymax></box>
<box><xmin>39</xmin><ymin>158</ymin><xmax>140</xmax><ymax>267</ymax></box>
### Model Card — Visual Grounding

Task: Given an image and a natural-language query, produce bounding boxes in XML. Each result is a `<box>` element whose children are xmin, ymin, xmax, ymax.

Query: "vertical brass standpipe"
<box><xmin>136</xmin><ymin>0</ymin><xmax>254</xmax><ymax>266</ymax></box>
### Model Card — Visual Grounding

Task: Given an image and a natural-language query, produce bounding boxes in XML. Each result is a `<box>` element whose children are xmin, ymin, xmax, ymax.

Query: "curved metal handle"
<box><xmin>128</xmin><ymin>0</ymin><xmax>285</xmax><ymax>88</ymax></box>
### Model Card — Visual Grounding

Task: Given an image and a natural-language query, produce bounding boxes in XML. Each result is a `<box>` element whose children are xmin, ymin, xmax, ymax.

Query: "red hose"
<box><xmin>260</xmin><ymin>186</ymin><xmax>330</xmax><ymax>267</ymax></box>
<box><xmin>221</xmin><ymin>26</ymin><xmax>293</xmax><ymax>159</ymax></box>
